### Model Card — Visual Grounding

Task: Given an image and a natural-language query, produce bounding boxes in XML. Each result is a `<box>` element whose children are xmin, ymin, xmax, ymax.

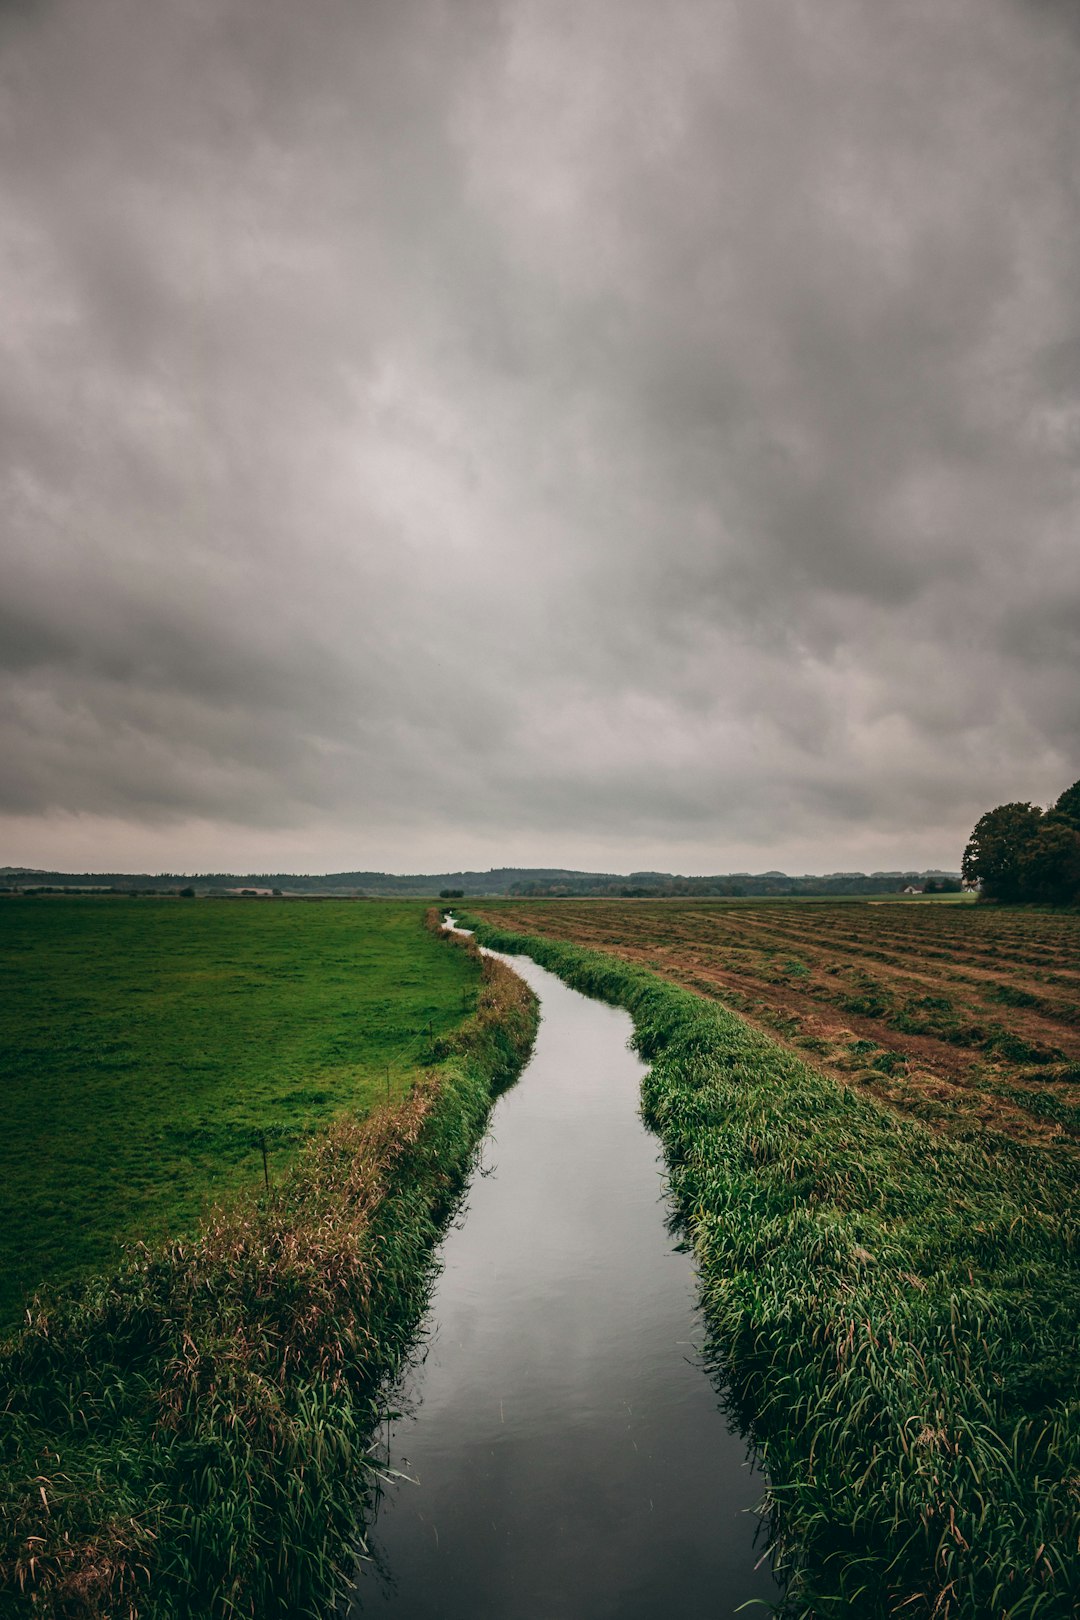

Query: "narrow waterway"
<box><xmin>348</xmin><ymin>931</ymin><xmax>777</xmax><ymax>1619</ymax></box>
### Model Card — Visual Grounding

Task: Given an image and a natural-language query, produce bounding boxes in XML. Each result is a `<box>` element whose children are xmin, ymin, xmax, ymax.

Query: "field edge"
<box><xmin>463</xmin><ymin>912</ymin><xmax>1079</xmax><ymax>1620</ymax></box>
<box><xmin>0</xmin><ymin>915</ymin><xmax>538</xmax><ymax>1620</ymax></box>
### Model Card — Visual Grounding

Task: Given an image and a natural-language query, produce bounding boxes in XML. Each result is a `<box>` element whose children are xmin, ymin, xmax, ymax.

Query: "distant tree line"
<box><xmin>962</xmin><ymin>778</ymin><xmax>1080</xmax><ymax>904</ymax></box>
<box><xmin>507</xmin><ymin>871</ymin><xmax>960</xmax><ymax>899</ymax></box>
<box><xmin>4</xmin><ymin>866</ymin><xmax>963</xmax><ymax>898</ymax></box>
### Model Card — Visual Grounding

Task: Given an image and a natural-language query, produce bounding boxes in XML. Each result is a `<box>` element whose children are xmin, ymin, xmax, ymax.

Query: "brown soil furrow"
<box><xmin>594</xmin><ymin>917</ymin><xmax>1080</xmax><ymax>1056</ymax></box>
<box><xmin>474</xmin><ymin>900</ymin><xmax>1080</xmax><ymax>1154</ymax></box>
<box><xmin>538</xmin><ymin>932</ymin><xmax>1069</xmax><ymax>1149</ymax></box>
<box><xmin>698</xmin><ymin>913</ymin><xmax>1080</xmax><ymax>978</ymax></box>
<box><xmin>572</xmin><ymin>908</ymin><xmax>1080</xmax><ymax>1035</ymax></box>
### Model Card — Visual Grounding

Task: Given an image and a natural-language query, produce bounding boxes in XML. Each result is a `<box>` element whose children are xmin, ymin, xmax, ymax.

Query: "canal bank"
<box><xmin>350</xmin><ymin>929</ymin><xmax>775</xmax><ymax>1618</ymax></box>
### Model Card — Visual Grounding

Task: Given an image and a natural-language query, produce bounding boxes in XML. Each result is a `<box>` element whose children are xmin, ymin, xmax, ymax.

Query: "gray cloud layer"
<box><xmin>2</xmin><ymin>0</ymin><xmax>1078</xmax><ymax>873</ymax></box>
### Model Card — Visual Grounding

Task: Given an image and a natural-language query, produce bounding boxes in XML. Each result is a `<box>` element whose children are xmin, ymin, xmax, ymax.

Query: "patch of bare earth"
<box><xmin>475</xmin><ymin>902</ymin><xmax>1080</xmax><ymax>1155</ymax></box>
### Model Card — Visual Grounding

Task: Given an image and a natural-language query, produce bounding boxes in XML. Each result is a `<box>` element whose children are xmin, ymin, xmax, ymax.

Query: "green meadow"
<box><xmin>0</xmin><ymin>896</ymin><xmax>477</xmax><ymax>1329</ymax></box>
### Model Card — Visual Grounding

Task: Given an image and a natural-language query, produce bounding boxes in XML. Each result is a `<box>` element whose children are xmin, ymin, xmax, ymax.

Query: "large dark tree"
<box><xmin>1050</xmin><ymin>777</ymin><xmax>1080</xmax><ymax>830</ymax></box>
<box><xmin>1017</xmin><ymin>820</ymin><xmax>1080</xmax><ymax>904</ymax></box>
<box><xmin>962</xmin><ymin>802</ymin><xmax>1045</xmax><ymax>900</ymax></box>
<box><xmin>962</xmin><ymin>779</ymin><xmax>1080</xmax><ymax>903</ymax></box>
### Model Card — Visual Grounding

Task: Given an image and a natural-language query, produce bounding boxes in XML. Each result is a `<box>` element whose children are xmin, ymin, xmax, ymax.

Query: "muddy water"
<box><xmin>348</xmin><ymin>932</ymin><xmax>777</xmax><ymax>1619</ymax></box>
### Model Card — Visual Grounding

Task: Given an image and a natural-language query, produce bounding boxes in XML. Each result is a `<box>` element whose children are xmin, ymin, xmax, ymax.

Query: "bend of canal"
<box><xmin>349</xmin><ymin>929</ymin><xmax>778</xmax><ymax>1619</ymax></box>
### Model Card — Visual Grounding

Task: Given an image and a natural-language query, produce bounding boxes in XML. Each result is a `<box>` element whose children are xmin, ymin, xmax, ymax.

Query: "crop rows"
<box><xmin>472</xmin><ymin>899</ymin><xmax>1080</xmax><ymax>1152</ymax></box>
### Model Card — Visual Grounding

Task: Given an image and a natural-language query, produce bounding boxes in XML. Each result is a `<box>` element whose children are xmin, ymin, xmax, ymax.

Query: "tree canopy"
<box><xmin>1050</xmin><ymin>778</ymin><xmax>1080</xmax><ymax>829</ymax></box>
<box><xmin>962</xmin><ymin>779</ymin><xmax>1080</xmax><ymax>903</ymax></box>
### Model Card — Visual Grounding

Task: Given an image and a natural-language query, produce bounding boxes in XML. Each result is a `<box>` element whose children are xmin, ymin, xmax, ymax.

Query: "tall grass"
<box><xmin>0</xmin><ymin>922</ymin><xmax>537</xmax><ymax>1619</ymax></box>
<box><xmin>468</xmin><ymin>917</ymin><xmax>1080</xmax><ymax>1620</ymax></box>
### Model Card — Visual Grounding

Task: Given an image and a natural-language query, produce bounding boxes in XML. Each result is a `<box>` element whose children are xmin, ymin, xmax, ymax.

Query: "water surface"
<box><xmin>349</xmin><ymin>935</ymin><xmax>776</xmax><ymax>1618</ymax></box>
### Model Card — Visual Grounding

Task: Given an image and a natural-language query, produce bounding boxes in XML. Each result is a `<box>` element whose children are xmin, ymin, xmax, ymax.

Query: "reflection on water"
<box><xmin>348</xmin><ymin>934</ymin><xmax>777</xmax><ymax>1619</ymax></box>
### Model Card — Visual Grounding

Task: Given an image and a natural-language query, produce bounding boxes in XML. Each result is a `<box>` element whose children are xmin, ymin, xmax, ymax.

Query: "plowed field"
<box><xmin>470</xmin><ymin>898</ymin><xmax>1080</xmax><ymax>1152</ymax></box>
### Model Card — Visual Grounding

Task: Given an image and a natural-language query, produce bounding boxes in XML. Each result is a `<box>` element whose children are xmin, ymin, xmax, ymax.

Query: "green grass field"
<box><xmin>0</xmin><ymin>896</ymin><xmax>477</xmax><ymax>1329</ymax></box>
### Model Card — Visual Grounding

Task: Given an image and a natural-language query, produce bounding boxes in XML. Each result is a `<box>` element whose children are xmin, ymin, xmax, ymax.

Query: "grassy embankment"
<box><xmin>465</xmin><ymin>911</ymin><xmax>1080</xmax><ymax>1620</ymax></box>
<box><xmin>1</xmin><ymin>903</ymin><xmax>537</xmax><ymax>1618</ymax></box>
<box><xmin>0</xmin><ymin>896</ymin><xmax>483</xmax><ymax>1328</ymax></box>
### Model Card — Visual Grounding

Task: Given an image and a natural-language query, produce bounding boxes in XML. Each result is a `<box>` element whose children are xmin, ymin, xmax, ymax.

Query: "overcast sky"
<box><xmin>2</xmin><ymin>0</ymin><xmax>1078</xmax><ymax>876</ymax></box>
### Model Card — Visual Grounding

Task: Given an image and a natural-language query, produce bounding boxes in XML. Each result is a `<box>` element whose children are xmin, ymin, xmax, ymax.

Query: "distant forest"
<box><xmin>1</xmin><ymin>865</ymin><xmax>961</xmax><ymax>898</ymax></box>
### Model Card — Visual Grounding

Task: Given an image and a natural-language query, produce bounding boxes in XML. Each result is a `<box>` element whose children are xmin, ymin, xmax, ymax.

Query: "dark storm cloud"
<box><xmin>2</xmin><ymin>0</ymin><xmax>1078</xmax><ymax>872</ymax></box>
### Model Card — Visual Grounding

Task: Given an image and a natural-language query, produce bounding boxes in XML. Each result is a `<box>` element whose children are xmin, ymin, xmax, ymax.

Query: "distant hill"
<box><xmin>0</xmin><ymin>865</ymin><xmax>962</xmax><ymax>898</ymax></box>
